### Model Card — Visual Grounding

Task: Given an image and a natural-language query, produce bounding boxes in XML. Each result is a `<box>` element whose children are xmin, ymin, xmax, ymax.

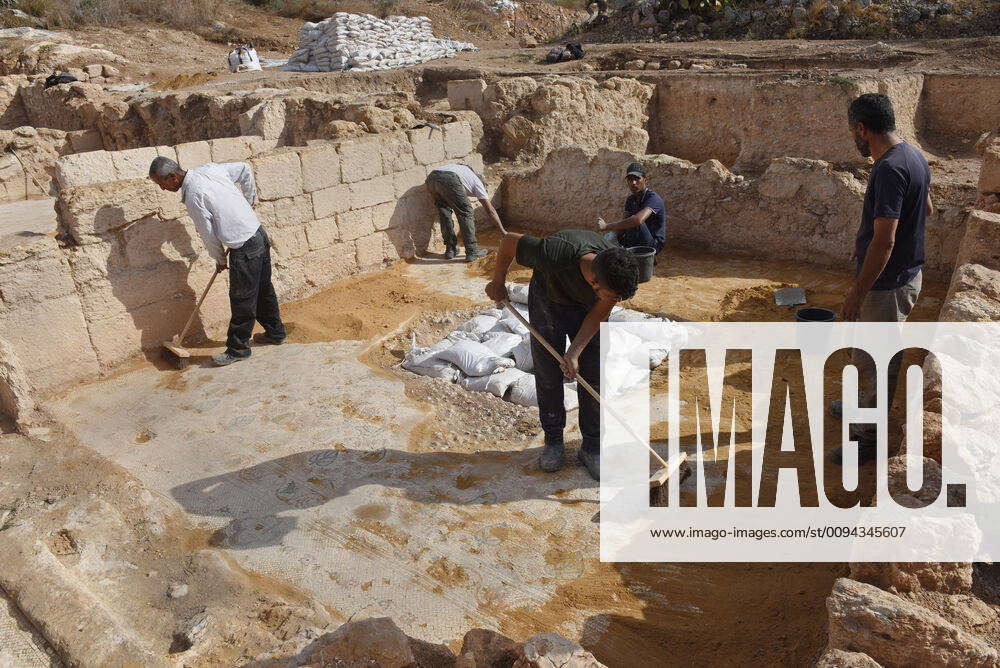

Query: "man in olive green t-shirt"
<box><xmin>485</xmin><ymin>230</ymin><xmax>640</xmax><ymax>480</ymax></box>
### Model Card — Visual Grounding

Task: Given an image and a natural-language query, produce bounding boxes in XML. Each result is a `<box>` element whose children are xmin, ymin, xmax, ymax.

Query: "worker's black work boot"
<box><xmin>212</xmin><ymin>351</ymin><xmax>247</xmax><ymax>367</ymax></box>
<box><xmin>444</xmin><ymin>245</ymin><xmax>458</xmax><ymax>260</ymax></box>
<box><xmin>465</xmin><ymin>248</ymin><xmax>488</xmax><ymax>263</ymax></box>
<box><xmin>252</xmin><ymin>332</ymin><xmax>285</xmax><ymax>345</ymax></box>
<box><xmin>538</xmin><ymin>439</ymin><xmax>565</xmax><ymax>472</ymax></box>
<box><xmin>577</xmin><ymin>446</ymin><xmax>600</xmax><ymax>481</ymax></box>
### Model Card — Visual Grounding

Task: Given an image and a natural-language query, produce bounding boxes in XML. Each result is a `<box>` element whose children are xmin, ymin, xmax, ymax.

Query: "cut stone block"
<box><xmin>371</xmin><ymin>201</ymin><xmax>395</xmax><ymax>232</ymax></box>
<box><xmin>268</xmin><ymin>225</ymin><xmax>310</xmax><ymax>260</ymax></box>
<box><xmin>112</xmin><ymin>147</ymin><xmax>160</xmax><ymax>181</ymax></box>
<box><xmin>447</xmin><ymin>78</ymin><xmax>486</xmax><ymax>112</ymax></box>
<box><xmin>269</xmin><ymin>195</ymin><xmax>313</xmax><ymax>229</ymax></box>
<box><xmin>313</xmin><ymin>184</ymin><xmax>350</xmax><ymax>219</ymax></box>
<box><xmin>443</xmin><ymin>121</ymin><xmax>474</xmax><ymax>159</ymax></box>
<box><xmin>337</xmin><ymin>208</ymin><xmax>375</xmax><ymax>242</ymax></box>
<box><xmin>210</xmin><ymin>137</ymin><xmax>253</xmax><ymax>164</ymax></box>
<box><xmin>348</xmin><ymin>174</ymin><xmax>393</xmax><ymax>210</ymax></box>
<box><xmin>408</xmin><ymin>127</ymin><xmax>446</xmax><ymax>165</ymax></box>
<box><xmin>381</xmin><ymin>131</ymin><xmax>416</xmax><ymax>174</ymax></box>
<box><xmin>305</xmin><ymin>217</ymin><xmax>339</xmax><ymax>250</ymax></box>
<box><xmin>394</xmin><ymin>166</ymin><xmax>427</xmax><ymax>199</ymax></box>
<box><xmin>122</xmin><ymin>216</ymin><xmax>198</xmax><ymax>268</ymax></box>
<box><xmin>339</xmin><ymin>138</ymin><xmax>383</xmax><ymax>183</ymax></box>
<box><xmin>175</xmin><ymin>141</ymin><xmax>212</xmax><ymax>171</ymax></box>
<box><xmin>356</xmin><ymin>232</ymin><xmax>386</xmax><ymax>268</ymax></box>
<box><xmin>299</xmin><ymin>143</ymin><xmax>341</xmax><ymax>193</ymax></box>
<box><xmin>55</xmin><ymin>151</ymin><xmax>116</xmax><ymax>190</ymax></box>
<box><xmin>252</xmin><ymin>152</ymin><xmax>303</xmax><ymax>201</ymax></box>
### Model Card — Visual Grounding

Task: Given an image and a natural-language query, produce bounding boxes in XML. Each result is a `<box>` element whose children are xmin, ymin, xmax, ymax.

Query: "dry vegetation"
<box><xmin>6</xmin><ymin>0</ymin><xmax>225</xmax><ymax>28</ymax></box>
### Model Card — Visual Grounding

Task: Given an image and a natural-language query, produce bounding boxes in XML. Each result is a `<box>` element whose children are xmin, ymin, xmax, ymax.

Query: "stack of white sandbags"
<box><xmin>489</xmin><ymin>0</ymin><xmax>519</xmax><ymax>12</ymax></box>
<box><xmin>283</xmin><ymin>12</ymin><xmax>477</xmax><ymax>72</ymax></box>
<box><xmin>400</xmin><ymin>283</ymin><xmax>687</xmax><ymax>410</ymax></box>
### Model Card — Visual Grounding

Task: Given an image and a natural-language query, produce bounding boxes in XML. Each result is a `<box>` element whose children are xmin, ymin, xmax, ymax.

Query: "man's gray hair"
<box><xmin>149</xmin><ymin>156</ymin><xmax>182</xmax><ymax>178</ymax></box>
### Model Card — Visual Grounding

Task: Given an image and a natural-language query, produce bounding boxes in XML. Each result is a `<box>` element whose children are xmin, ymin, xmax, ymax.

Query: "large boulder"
<box><xmin>513</xmin><ymin>633</ymin><xmax>606</xmax><ymax>668</ymax></box>
<box><xmin>457</xmin><ymin>628</ymin><xmax>520</xmax><ymax>667</ymax></box>
<box><xmin>849</xmin><ymin>560</ymin><xmax>972</xmax><ymax>595</ymax></box>
<box><xmin>826</xmin><ymin>578</ymin><xmax>999</xmax><ymax>666</ymax></box>
<box><xmin>815</xmin><ymin>649</ymin><xmax>882</xmax><ymax>667</ymax></box>
<box><xmin>299</xmin><ymin>617</ymin><xmax>455</xmax><ymax>667</ymax></box>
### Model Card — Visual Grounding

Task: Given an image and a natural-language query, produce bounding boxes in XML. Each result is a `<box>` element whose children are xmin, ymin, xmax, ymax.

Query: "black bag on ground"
<box><xmin>566</xmin><ymin>42</ymin><xmax>585</xmax><ymax>59</ymax></box>
<box><xmin>545</xmin><ymin>47</ymin><xmax>565</xmax><ymax>64</ymax></box>
<box><xmin>44</xmin><ymin>72</ymin><xmax>78</xmax><ymax>88</ymax></box>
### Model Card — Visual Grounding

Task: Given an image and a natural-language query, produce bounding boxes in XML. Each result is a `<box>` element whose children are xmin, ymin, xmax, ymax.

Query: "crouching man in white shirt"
<box><xmin>149</xmin><ymin>157</ymin><xmax>286</xmax><ymax>367</ymax></box>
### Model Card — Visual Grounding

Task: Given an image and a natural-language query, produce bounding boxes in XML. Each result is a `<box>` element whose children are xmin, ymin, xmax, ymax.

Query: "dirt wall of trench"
<box><xmin>501</xmin><ymin>145</ymin><xmax>966</xmax><ymax>278</ymax></box>
<box><xmin>0</xmin><ymin>121</ymin><xmax>482</xmax><ymax>398</ymax></box>
<box><xmin>650</xmin><ymin>72</ymin><xmax>925</xmax><ymax>170</ymax></box>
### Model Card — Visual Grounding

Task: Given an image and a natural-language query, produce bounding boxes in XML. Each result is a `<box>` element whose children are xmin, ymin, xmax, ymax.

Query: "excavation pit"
<box><xmin>40</xmin><ymin>243</ymin><xmax>947</xmax><ymax>664</ymax></box>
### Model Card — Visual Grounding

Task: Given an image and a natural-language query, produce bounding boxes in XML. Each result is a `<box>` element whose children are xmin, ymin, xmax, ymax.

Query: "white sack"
<box><xmin>459</xmin><ymin>368</ymin><xmax>528</xmax><ymax>397</ymax></box>
<box><xmin>480</xmin><ymin>332</ymin><xmax>522</xmax><ymax>357</ymax></box>
<box><xmin>508</xmin><ymin>283</ymin><xmax>530</xmax><ymax>305</ymax></box>
<box><xmin>439</xmin><ymin>340</ymin><xmax>515</xmax><ymax>376</ymax></box>
<box><xmin>512</xmin><ymin>336</ymin><xmax>534</xmax><ymax>372</ymax></box>
<box><xmin>457</xmin><ymin>314</ymin><xmax>499</xmax><ymax>336</ymax></box>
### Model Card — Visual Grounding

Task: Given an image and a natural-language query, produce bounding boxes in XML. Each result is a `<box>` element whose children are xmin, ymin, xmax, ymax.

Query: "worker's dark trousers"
<box><xmin>528</xmin><ymin>278</ymin><xmax>600</xmax><ymax>454</ymax></box>
<box><xmin>226</xmin><ymin>227</ymin><xmax>285</xmax><ymax>357</ymax></box>
<box><xmin>425</xmin><ymin>170</ymin><xmax>478</xmax><ymax>253</ymax></box>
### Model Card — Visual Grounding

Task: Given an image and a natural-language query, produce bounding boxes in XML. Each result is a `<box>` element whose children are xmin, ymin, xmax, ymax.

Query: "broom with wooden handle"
<box><xmin>161</xmin><ymin>259</ymin><xmax>227</xmax><ymax>370</ymax></box>
<box><xmin>500</xmin><ymin>300</ymin><xmax>689</xmax><ymax>505</ymax></box>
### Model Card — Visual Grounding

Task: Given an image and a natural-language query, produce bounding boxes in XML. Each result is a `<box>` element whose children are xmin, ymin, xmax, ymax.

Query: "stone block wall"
<box><xmin>502</xmin><ymin>146</ymin><xmax>965</xmax><ymax>280</ymax></box>
<box><xmin>0</xmin><ymin>121</ymin><xmax>479</xmax><ymax>398</ymax></box>
<box><xmin>0</xmin><ymin>126</ymin><xmax>104</xmax><ymax>203</ymax></box>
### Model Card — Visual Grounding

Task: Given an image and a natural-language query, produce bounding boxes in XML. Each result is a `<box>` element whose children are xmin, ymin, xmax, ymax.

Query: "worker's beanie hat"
<box><xmin>625</xmin><ymin>161</ymin><xmax>645</xmax><ymax>178</ymax></box>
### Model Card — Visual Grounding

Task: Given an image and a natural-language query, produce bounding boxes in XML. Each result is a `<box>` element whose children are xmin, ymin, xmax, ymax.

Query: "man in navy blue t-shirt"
<box><xmin>832</xmin><ymin>93</ymin><xmax>933</xmax><ymax>465</ymax></box>
<box><xmin>597</xmin><ymin>162</ymin><xmax>667</xmax><ymax>254</ymax></box>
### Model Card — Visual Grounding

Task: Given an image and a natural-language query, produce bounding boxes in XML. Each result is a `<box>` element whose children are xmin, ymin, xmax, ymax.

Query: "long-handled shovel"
<box><xmin>501</xmin><ymin>300</ymin><xmax>689</xmax><ymax>506</ymax></box>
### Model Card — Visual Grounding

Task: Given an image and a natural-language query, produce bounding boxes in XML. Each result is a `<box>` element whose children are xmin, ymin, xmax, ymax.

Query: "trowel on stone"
<box><xmin>774</xmin><ymin>287</ymin><xmax>806</xmax><ymax>307</ymax></box>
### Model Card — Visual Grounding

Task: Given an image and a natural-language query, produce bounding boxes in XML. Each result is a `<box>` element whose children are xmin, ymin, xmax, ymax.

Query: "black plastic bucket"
<box><xmin>627</xmin><ymin>246</ymin><xmax>656</xmax><ymax>283</ymax></box>
<box><xmin>795</xmin><ymin>306</ymin><xmax>837</xmax><ymax>322</ymax></box>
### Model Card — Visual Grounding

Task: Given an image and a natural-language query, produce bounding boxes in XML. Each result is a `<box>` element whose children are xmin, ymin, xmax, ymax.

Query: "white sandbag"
<box><xmin>459</xmin><ymin>368</ymin><xmax>527</xmax><ymax>397</ymax></box>
<box><xmin>563</xmin><ymin>381</ymin><xmax>579</xmax><ymax>411</ymax></box>
<box><xmin>507</xmin><ymin>374</ymin><xmax>537</xmax><ymax>407</ymax></box>
<box><xmin>405</xmin><ymin>359</ymin><xmax>462</xmax><ymax>382</ymax></box>
<box><xmin>400</xmin><ymin>335</ymin><xmax>462</xmax><ymax>382</ymax></box>
<box><xmin>498</xmin><ymin>315</ymin><xmax>529</xmax><ymax>335</ymax></box>
<box><xmin>508</xmin><ymin>283</ymin><xmax>530</xmax><ymax>305</ymax></box>
<box><xmin>480</xmin><ymin>307</ymin><xmax>503</xmax><ymax>319</ymax></box>
<box><xmin>512</xmin><ymin>336</ymin><xmax>533</xmax><ymax>372</ymax></box>
<box><xmin>457</xmin><ymin>314</ymin><xmax>499</xmax><ymax>336</ymax></box>
<box><xmin>447</xmin><ymin>329</ymin><xmax>481</xmax><ymax>343</ymax></box>
<box><xmin>439</xmin><ymin>340</ymin><xmax>515</xmax><ymax>377</ymax></box>
<box><xmin>480</xmin><ymin>332</ymin><xmax>522</xmax><ymax>357</ymax></box>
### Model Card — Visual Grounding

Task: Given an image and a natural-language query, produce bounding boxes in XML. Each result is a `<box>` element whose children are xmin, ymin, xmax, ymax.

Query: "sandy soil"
<box><xmin>241</xmin><ymin>244</ymin><xmax>947</xmax><ymax>665</ymax></box>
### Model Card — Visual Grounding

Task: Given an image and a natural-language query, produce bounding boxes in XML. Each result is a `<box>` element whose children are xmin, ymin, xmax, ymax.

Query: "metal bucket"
<box><xmin>795</xmin><ymin>307</ymin><xmax>837</xmax><ymax>322</ymax></box>
<box><xmin>627</xmin><ymin>245</ymin><xmax>656</xmax><ymax>283</ymax></box>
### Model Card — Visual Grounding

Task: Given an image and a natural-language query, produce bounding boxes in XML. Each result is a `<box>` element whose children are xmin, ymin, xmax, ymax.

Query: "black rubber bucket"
<box><xmin>795</xmin><ymin>307</ymin><xmax>837</xmax><ymax>322</ymax></box>
<box><xmin>627</xmin><ymin>246</ymin><xmax>656</xmax><ymax>283</ymax></box>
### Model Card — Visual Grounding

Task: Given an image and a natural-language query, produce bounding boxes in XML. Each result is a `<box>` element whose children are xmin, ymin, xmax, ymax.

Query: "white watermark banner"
<box><xmin>599</xmin><ymin>321</ymin><xmax>1000</xmax><ymax>563</ymax></box>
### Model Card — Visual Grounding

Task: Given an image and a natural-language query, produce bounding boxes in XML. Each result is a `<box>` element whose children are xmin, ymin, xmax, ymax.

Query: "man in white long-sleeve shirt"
<box><xmin>149</xmin><ymin>157</ymin><xmax>286</xmax><ymax>366</ymax></box>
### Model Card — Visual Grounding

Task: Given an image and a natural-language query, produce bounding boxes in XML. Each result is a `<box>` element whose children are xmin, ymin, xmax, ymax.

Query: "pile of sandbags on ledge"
<box><xmin>283</xmin><ymin>12</ymin><xmax>476</xmax><ymax>72</ymax></box>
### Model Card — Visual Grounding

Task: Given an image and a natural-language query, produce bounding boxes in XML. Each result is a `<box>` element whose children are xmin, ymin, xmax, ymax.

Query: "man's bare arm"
<box><xmin>562</xmin><ymin>297</ymin><xmax>617</xmax><ymax>378</ymax></box>
<box><xmin>841</xmin><ymin>217</ymin><xmax>897</xmax><ymax>320</ymax></box>
<box><xmin>599</xmin><ymin>207</ymin><xmax>652</xmax><ymax>232</ymax></box>
<box><xmin>485</xmin><ymin>232</ymin><xmax>523</xmax><ymax>303</ymax></box>
<box><xmin>478</xmin><ymin>198</ymin><xmax>507</xmax><ymax>235</ymax></box>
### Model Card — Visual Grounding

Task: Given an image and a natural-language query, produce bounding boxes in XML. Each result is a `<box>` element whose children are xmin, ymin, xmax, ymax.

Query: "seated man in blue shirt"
<box><xmin>596</xmin><ymin>162</ymin><xmax>667</xmax><ymax>254</ymax></box>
